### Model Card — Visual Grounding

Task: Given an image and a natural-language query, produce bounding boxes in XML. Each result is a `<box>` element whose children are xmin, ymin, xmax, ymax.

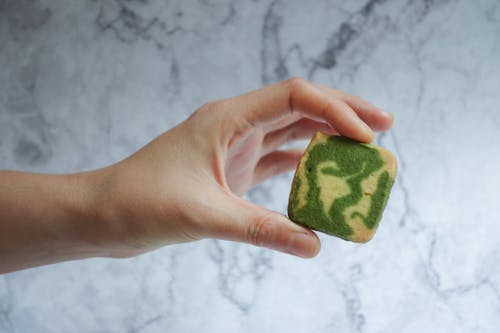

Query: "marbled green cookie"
<box><xmin>288</xmin><ymin>132</ymin><xmax>397</xmax><ymax>242</ymax></box>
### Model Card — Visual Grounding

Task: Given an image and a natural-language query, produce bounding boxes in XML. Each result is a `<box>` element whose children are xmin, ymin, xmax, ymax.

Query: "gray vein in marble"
<box><xmin>209</xmin><ymin>240</ymin><xmax>273</xmax><ymax>312</ymax></box>
<box><xmin>485</xmin><ymin>1</ymin><xmax>500</xmax><ymax>23</ymax></box>
<box><xmin>387</xmin><ymin>130</ymin><xmax>418</xmax><ymax>229</ymax></box>
<box><xmin>311</xmin><ymin>0</ymin><xmax>388</xmax><ymax>75</ymax></box>
<box><xmin>321</xmin><ymin>262</ymin><xmax>367</xmax><ymax>333</ymax></box>
<box><xmin>424</xmin><ymin>234</ymin><xmax>500</xmax><ymax>305</ymax></box>
<box><xmin>165</xmin><ymin>251</ymin><xmax>179</xmax><ymax>311</ymax></box>
<box><xmin>126</xmin><ymin>250</ymin><xmax>180</xmax><ymax>333</ymax></box>
<box><xmin>128</xmin><ymin>315</ymin><xmax>163</xmax><ymax>333</ymax></box>
<box><xmin>94</xmin><ymin>0</ymin><xmax>183</xmax><ymax>50</ymax></box>
<box><xmin>168</xmin><ymin>56</ymin><xmax>181</xmax><ymax>99</ymax></box>
<box><xmin>1</xmin><ymin>0</ymin><xmax>52</xmax><ymax>41</ymax></box>
<box><xmin>261</xmin><ymin>0</ymin><xmax>289</xmax><ymax>84</ymax></box>
<box><xmin>406</xmin><ymin>36</ymin><xmax>426</xmax><ymax>114</ymax></box>
<box><xmin>92</xmin><ymin>0</ymin><xmax>184</xmax><ymax>104</ymax></box>
<box><xmin>0</xmin><ymin>276</ymin><xmax>13</xmax><ymax>332</ymax></box>
<box><xmin>260</xmin><ymin>0</ymin><xmax>392</xmax><ymax>83</ymax></box>
<box><xmin>341</xmin><ymin>264</ymin><xmax>366</xmax><ymax>333</ymax></box>
<box><xmin>378</xmin><ymin>130</ymin><xmax>419</xmax><ymax>236</ymax></box>
<box><xmin>95</xmin><ymin>2</ymin><xmax>159</xmax><ymax>44</ymax></box>
<box><xmin>261</xmin><ymin>0</ymin><xmax>452</xmax><ymax>86</ymax></box>
<box><xmin>220</xmin><ymin>0</ymin><xmax>237</xmax><ymax>26</ymax></box>
<box><xmin>1</xmin><ymin>68</ymin><xmax>53</xmax><ymax>167</ymax></box>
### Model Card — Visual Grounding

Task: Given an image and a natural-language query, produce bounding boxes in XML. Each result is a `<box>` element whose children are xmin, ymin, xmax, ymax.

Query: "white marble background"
<box><xmin>1</xmin><ymin>0</ymin><xmax>500</xmax><ymax>332</ymax></box>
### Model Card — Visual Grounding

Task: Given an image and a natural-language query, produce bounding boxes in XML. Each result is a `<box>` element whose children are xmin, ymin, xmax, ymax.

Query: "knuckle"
<box><xmin>321</xmin><ymin>100</ymin><xmax>334</xmax><ymax>118</ymax></box>
<box><xmin>189</xmin><ymin>99</ymin><xmax>226</xmax><ymax>123</ymax></box>
<box><xmin>198</xmin><ymin>100</ymin><xmax>223</xmax><ymax>114</ymax></box>
<box><xmin>283</xmin><ymin>77</ymin><xmax>308</xmax><ymax>114</ymax></box>
<box><xmin>346</xmin><ymin>94</ymin><xmax>361</xmax><ymax>104</ymax></box>
<box><xmin>284</xmin><ymin>76</ymin><xmax>307</xmax><ymax>91</ymax></box>
<box><xmin>246</xmin><ymin>213</ymin><xmax>275</xmax><ymax>247</ymax></box>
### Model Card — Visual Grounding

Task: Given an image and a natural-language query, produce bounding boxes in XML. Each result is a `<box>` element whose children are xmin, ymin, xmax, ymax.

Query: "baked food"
<box><xmin>288</xmin><ymin>132</ymin><xmax>397</xmax><ymax>242</ymax></box>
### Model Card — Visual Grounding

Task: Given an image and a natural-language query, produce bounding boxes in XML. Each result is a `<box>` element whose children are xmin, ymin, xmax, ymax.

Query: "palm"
<box><xmin>225</xmin><ymin>127</ymin><xmax>267</xmax><ymax>195</ymax></box>
<box><xmin>223</xmin><ymin>113</ymin><xmax>332</xmax><ymax>196</ymax></box>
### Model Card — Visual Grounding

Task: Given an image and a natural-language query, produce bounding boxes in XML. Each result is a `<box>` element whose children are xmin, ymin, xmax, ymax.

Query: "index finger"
<box><xmin>232</xmin><ymin>77</ymin><xmax>374</xmax><ymax>143</ymax></box>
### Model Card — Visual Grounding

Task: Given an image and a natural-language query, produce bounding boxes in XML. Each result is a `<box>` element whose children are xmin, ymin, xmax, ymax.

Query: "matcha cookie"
<box><xmin>288</xmin><ymin>132</ymin><xmax>397</xmax><ymax>242</ymax></box>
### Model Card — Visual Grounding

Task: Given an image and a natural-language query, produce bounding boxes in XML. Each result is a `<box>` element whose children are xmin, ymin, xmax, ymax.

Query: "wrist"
<box><xmin>44</xmin><ymin>171</ymin><xmax>117</xmax><ymax>260</ymax></box>
<box><xmin>76</xmin><ymin>167</ymin><xmax>152</xmax><ymax>259</ymax></box>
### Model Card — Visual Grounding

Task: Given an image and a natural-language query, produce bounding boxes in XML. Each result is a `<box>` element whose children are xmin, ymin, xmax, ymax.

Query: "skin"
<box><xmin>0</xmin><ymin>78</ymin><xmax>393</xmax><ymax>273</ymax></box>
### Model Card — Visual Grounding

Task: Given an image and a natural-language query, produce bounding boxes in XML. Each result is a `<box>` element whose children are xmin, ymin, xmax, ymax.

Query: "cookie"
<box><xmin>288</xmin><ymin>132</ymin><xmax>397</xmax><ymax>242</ymax></box>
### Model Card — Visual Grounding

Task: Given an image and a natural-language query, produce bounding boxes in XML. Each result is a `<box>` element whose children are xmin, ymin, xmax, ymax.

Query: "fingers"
<box><xmin>206</xmin><ymin>191</ymin><xmax>320</xmax><ymax>258</ymax></box>
<box><xmin>344</xmin><ymin>95</ymin><xmax>393</xmax><ymax>131</ymax></box>
<box><xmin>312</xmin><ymin>83</ymin><xmax>394</xmax><ymax>131</ymax></box>
<box><xmin>262</xmin><ymin>118</ymin><xmax>337</xmax><ymax>155</ymax></box>
<box><xmin>253</xmin><ymin>149</ymin><xmax>304</xmax><ymax>186</ymax></box>
<box><xmin>232</xmin><ymin>77</ymin><xmax>374</xmax><ymax>142</ymax></box>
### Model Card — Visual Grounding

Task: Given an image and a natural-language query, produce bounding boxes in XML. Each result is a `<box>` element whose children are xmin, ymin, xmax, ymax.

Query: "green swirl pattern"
<box><xmin>288</xmin><ymin>135</ymin><xmax>395</xmax><ymax>241</ymax></box>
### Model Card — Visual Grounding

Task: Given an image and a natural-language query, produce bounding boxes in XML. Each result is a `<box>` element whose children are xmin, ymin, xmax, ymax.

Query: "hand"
<box><xmin>92</xmin><ymin>78</ymin><xmax>393</xmax><ymax>259</ymax></box>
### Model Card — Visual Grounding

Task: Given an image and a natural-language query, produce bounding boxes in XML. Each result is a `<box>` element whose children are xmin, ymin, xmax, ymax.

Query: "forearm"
<box><xmin>0</xmin><ymin>171</ymin><xmax>111</xmax><ymax>273</ymax></box>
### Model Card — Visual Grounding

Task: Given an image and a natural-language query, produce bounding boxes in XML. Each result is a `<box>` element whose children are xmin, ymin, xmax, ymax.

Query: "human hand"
<box><xmin>91</xmin><ymin>78</ymin><xmax>393</xmax><ymax>259</ymax></box>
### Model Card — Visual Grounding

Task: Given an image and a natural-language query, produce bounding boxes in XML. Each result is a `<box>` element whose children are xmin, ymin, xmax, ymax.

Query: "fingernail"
<box><xmin>287</xmin><ymin>232</ymin><xmax>319</xmax><ymax>258</ymax></box>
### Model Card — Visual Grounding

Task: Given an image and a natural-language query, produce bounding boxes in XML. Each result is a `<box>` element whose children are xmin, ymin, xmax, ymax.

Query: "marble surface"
<box><xmin>1</xmin><ymin>0</ymin><xmax>500</xmax><ymax>332</ymax></box>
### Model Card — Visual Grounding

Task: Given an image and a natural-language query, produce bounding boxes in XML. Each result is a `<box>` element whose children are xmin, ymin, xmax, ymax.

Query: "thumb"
<box><xmin>207</xmin><ymin>191</ymin><xmax>320</xmax><ymax>258</ymax></box>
